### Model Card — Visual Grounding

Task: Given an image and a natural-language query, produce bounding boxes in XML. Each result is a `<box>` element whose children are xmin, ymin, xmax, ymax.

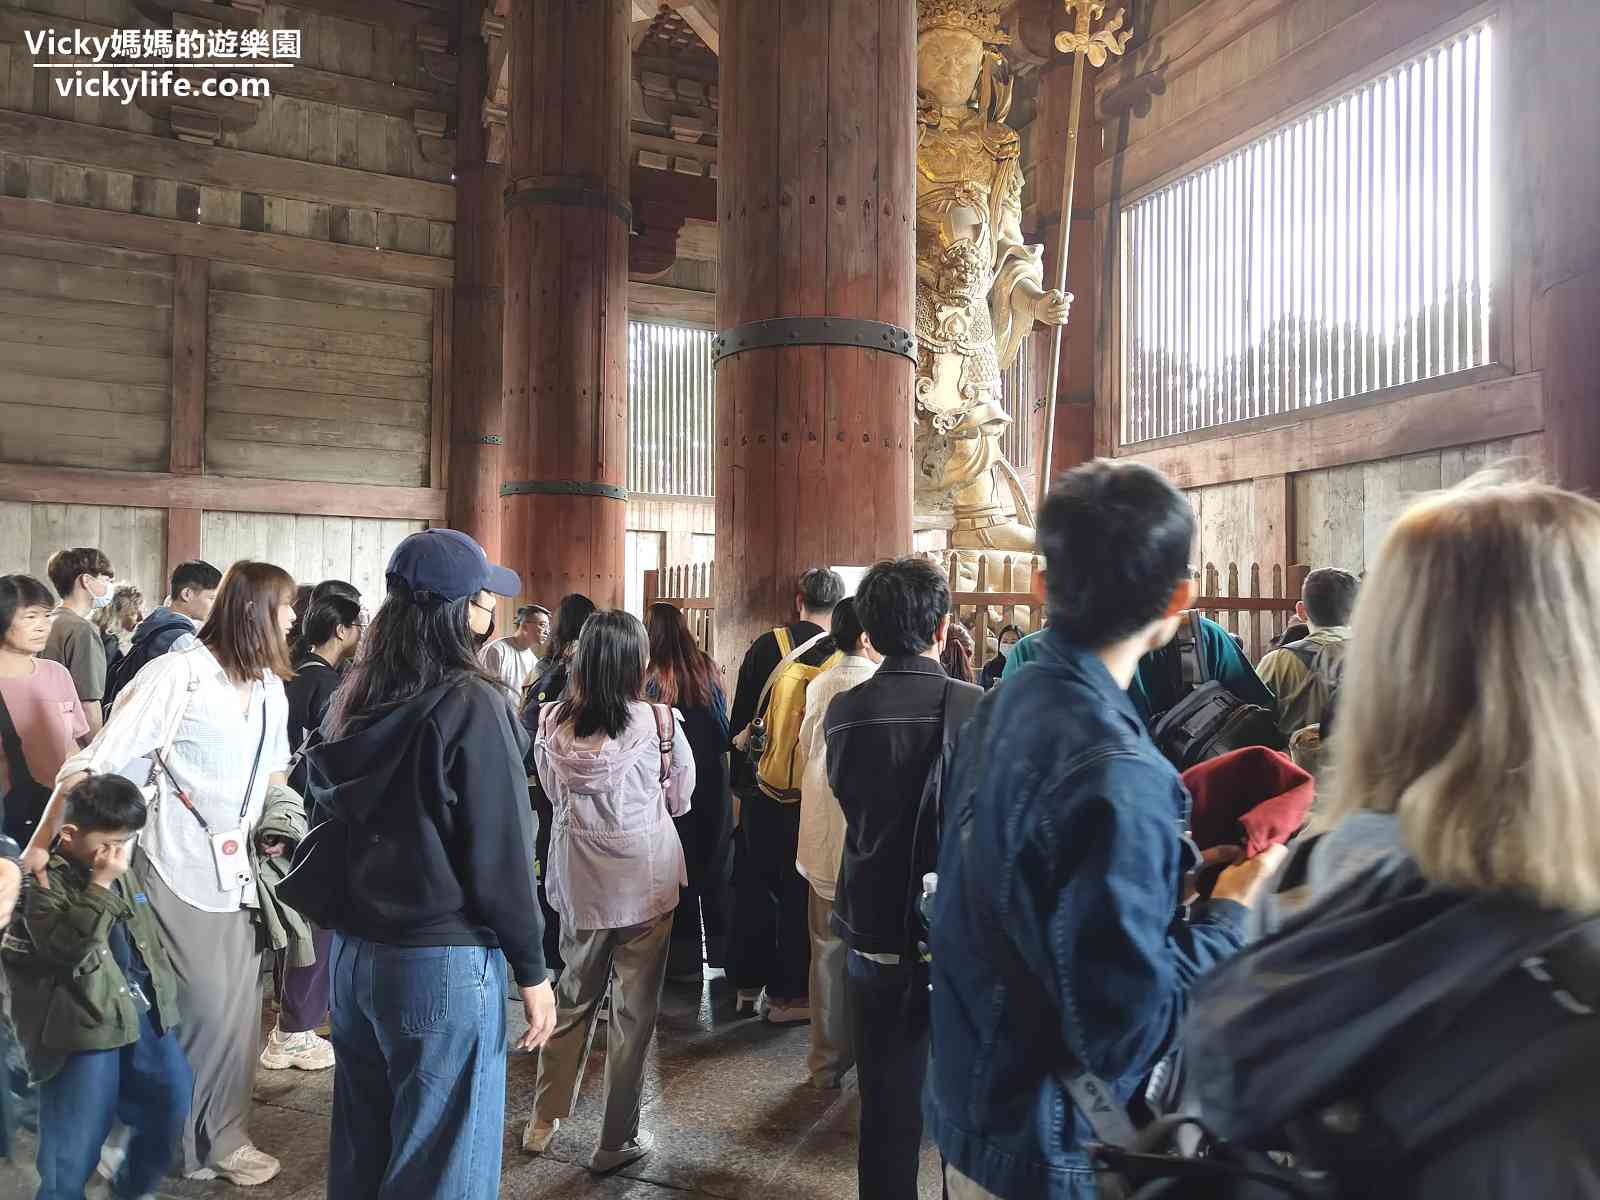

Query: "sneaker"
<box><xmin>590</xmin><ymin>1131</ymin><xmax>655</xmax><ymax>1174</ymax></box>
<box><xmin>96</xmin><ymin>1125</ymin><xmax>128</xmax><ymax>1180</ymax></box>
<box><xmin>734</xmin><ymin>988</ymin><xmax>763</xmax><ymax>1017</ymax></box>
<box><xmin>523</xmin><ymin>1117</ymin><xmax>560</xmax><ymax>1154</ymax></box>
<box><xmin>764</xmin><ymin>999</ymin><xmax>812</xmax><ymax>1026</ymax></box>
<box><xmin>259</xmin><ymin>1028</ymin><xmax>336</xmax><ymax>1071</ymax></box>
<box><xmin>206</xmin><ymin>1144</ymin><xmax>281</xmax><ymax>1187</ymax></box>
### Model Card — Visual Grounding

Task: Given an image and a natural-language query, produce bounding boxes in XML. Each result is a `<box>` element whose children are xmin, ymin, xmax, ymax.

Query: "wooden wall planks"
<box><xmin>200</xmin><ymin>511</ymin><xmax>424</xmax><ymax>604</ymax></box>
<box><xmin>0</xmin><ymin>500</ymin><xmax>167</xmax><ymax>605</ymax></box>
<box><xmin>1288</xmin><ymin>434</ymin><xmax>1544</xmax><ymax>574</ymax></box>
<box><xmin>204</xmin><ymin>261</ymin><xmax>435</xmax><ymax>487</ymax></box>
<box><xmin>0</xmin><ymin>233</ymin><xmax>174</xmax><ymax>473</ymax></box>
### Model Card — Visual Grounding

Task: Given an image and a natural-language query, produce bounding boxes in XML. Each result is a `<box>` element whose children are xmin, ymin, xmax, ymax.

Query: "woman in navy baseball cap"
<box><xmin>300</xmin><ymin>527</ymin><xmax>556</xmax><ymax>1199</ymax></box>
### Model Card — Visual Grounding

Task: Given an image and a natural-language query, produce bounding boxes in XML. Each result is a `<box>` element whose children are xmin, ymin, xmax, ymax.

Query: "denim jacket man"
<box><xmin>925</xmin><ymin>461</ymin><xmax>1286</xmax><ymax>1200</ymax></box>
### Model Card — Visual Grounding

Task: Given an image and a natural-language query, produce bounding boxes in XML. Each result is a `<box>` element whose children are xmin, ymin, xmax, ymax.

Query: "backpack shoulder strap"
<box><xmin>651</xmin><ymin>703</ymin><xmax>674</xmax><ymax>787</ymax></box>
<box><xmin>752</xmin><ymin>629</ymin><xmax>828</xmax><ymax>721</ymax></box>
<box><xmin>772</xmin><ymin>626</ymin><xmax>793</xmax><ymax>657</ymax></box>
<box><xmin>1184</xmin><ymin>611</ymin><xmax>1210</xmax><ymax>686</ymax></box>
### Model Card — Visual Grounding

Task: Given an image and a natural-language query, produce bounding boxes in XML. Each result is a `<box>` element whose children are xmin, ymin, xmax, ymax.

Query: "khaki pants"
<box><xmin>806</xmin><ymin>886</ymin><xmax>853</xmax><ymax>1087</ymax></box>
<box><xmin>533</xmin><ymin>911</ymin><xmax>674</xmax><ymax>1151</ymax></box>
<box><xmin>945</xmin><ymin>1164</ymin><xmax>1003</xmax><ymax>1199</ymax></box>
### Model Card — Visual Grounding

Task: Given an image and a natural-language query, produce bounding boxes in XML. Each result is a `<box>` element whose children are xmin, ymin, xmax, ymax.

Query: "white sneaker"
<box><xmin>764</xmin><ymin>999</ymin><xmax>812</xmax><ymax>1026</ymax></box>
<box><xmin>259</xmin><ymin>1028</ymin><xmax>336</xmax><ymax>1071</ymax></box>
<box><xmin>590</xmin><ymin>1130</ymin><xmax>654</xmax><ymax>1174</ymax></box>
<box><xmin>96</xmin><ymin>1125</ymin><xmax>128</xmax><ymax>1181</ymax></box>
<box><xmin>734</xmin><ymin>988</ymin><xmax>763</xmax><ymax>1017</ymax></box>
<box><xmin>523</xmin><ymin>1117</ymin><xmax>560</xmax><ymax>1154</ymax></box>
<box><xmin>206</xmin><ymin>1144</ymin><xmax>281</xmax><ymax>1187</ymax></box>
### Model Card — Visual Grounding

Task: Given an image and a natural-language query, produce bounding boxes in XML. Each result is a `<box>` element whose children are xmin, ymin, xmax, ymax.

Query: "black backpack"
<box><xmin>103</xmin><ymin>616</ymin><xmax>189</xmax><ymax>714</ymax></box>
<box><xmin>1150</xmin><ymin>613</ymin><xmax>1285</xmax><ymax>771</ymax></box>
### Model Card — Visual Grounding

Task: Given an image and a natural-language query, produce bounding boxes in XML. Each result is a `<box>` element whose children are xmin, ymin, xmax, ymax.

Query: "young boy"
<box><xmin>4</xmin><ymin>775</ymin><xmax>190</xmax><ymax>1200</ymax></box>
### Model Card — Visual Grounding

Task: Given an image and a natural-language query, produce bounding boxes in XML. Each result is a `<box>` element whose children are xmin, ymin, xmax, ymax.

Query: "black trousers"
<box><xmin>846</xmin><ymin>953</ymin><xmax>930</xmax><ymax>1200</ymax></box>
<box><xmin>728</xmin><ymin>790</ymin><xmax>811</xmax><ymax>1000</ymax></box>
<box><xmin>532</xmin><ymin>785</ymin><xmax>563</xmax><ymax>974</ymax></box>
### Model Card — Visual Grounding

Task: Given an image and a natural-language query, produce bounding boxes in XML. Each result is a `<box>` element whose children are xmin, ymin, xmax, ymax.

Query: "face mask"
<box><xmin>87</xmin><ymin>577</ymin><xmax>113</xmax><ymax>609</ymax></box>
<box><xmin>999</xmin><ymin>642</ymin><xmax>1015</xmax><ymax>658</ymax></box>
<box><xmin>474</xmin><ymin>615</ymin><xmax>495</xmax><ymax>650</ymax></box>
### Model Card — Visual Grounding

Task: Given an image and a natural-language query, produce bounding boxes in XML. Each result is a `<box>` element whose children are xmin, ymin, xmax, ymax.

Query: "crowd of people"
<box><xmin>0</xmin><ymin>456</ymin><xmax>1593</xmax><ymax>1200</ymax></box>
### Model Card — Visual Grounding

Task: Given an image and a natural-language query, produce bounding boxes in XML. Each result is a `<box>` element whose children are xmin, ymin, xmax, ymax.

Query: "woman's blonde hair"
<box><xmin>1325</xmin><ymin>473</ymin><xmax>1600</xmax><ymax>912</ymax></box>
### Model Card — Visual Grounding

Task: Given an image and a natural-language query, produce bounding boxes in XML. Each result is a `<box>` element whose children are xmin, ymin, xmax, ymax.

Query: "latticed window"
<box><xmin>627</xmin><ymin>321</ymin><xmax>715</xmax><ymax>497</ymax></box>
<box><xmin>1121</xmin><ymin>24</ymin><xmax>1493</xmax><ymax>444</ymax></box>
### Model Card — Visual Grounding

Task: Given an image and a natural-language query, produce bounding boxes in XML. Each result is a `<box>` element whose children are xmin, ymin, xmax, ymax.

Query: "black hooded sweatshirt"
<box><xmin>303</xmin><ymin>677</ymin><xmax>546</xmax><ymax>986</ymax></box>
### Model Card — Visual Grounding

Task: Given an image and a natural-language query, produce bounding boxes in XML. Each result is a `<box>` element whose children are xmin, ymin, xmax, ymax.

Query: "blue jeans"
<box><xmin>328</xmin><ymin>935</ymin><xmax>508</xmax><ymax>1200</ymax></box>
<box><xmin>35</xmin><ymin>1009</ymin><xmax>192</xmax><ymax>1200</ymax></box>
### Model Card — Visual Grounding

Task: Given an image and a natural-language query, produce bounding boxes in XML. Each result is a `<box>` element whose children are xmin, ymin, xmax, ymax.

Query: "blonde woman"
<box><xmin>1184</xmin><ymin>476</ymin><xmax>1600</xmax><ymax>1198</ymax></box>
<box><xmin>91</xmin><ymin>583</ymin><xmax>143</xmax><ymax>685</ymax></box>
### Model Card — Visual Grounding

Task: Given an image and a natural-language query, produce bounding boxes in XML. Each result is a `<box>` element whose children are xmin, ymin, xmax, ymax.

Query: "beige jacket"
<box><xmin>794</xmin><ymin>655</ymin><xmax>879</xmax><ymax>902</ymax></box>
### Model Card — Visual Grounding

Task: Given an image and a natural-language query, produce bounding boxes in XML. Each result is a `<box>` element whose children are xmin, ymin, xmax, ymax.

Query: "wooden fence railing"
<box><xmin>1193</xmin><ymin>562</ymin><xmax>1309</xmax><ymax>662</ymax></box>
<box><xmin>643</xmin><ymin>562</ymin><xmax>716</xmax><ymax>659</ymax></box>
<box><xmin>643</xmin><ymin>555</ymin><xmax>1304</xmax><ymax>668</ymax></box>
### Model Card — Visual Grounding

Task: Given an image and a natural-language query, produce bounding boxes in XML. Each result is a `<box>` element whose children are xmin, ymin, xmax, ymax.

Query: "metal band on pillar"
<box><xmin>501</xmin><ymin>479</ymin><xmax>628</xmax><ymax>501</ymax></box>
<box><xmin>711</xmin><ymin>316</ymin><xmax>917</xmax><ymax>365</ymax></box>
<box><xmin>503</xmin><ymin>182</ymin><xmax>633</xmax><ymax>227</ymax></box>
<box><xmin>453</xmin><ymin>433</ymin><xmax>504</xmax><ymax>446</ymax></box>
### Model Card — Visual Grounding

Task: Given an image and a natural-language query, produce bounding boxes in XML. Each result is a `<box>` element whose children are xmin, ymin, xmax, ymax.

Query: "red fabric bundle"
<box><xmin>1180</xmin><ymin>746</ymin><xmax>1315</xmax><ymax>859</ymax></box>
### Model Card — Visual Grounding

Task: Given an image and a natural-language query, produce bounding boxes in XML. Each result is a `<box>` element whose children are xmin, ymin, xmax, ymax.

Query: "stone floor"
<box><xmin>0</xmin><ymin>970</ymin><xmax>945</xmax><ymax>1200</ymax></box>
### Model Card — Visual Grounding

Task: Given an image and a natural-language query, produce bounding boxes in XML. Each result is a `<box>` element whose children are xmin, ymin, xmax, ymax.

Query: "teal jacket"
<box><xmin>3</xmin><ymin>853</ymin><xmax>181</xmax><ymax>1082</ymax></box>
<box><xmin>1002</xmin><ymin>615</ymin><xmax>1276</xmax><ymax>723</ymax></box>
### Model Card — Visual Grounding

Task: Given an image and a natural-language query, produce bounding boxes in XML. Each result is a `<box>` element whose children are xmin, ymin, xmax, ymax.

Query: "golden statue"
<box><xmin>915</xmin><ymin>0</ymin><xmax>1072</xmax><ymax>551</ymax></box>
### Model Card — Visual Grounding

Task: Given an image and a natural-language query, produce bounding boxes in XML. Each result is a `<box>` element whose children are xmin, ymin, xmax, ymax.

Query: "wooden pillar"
<box><xmin>500</xmin><ymin>0</ymin><xmax>631</xmax><ymax>609</ymax></box>
<box><xmin>448</xmin><ymin>0</ymin><xmax>505</xmax><ymax>556</ymax></box>
<box><xmin>166</xmin><ymin>254</ymin><xmax>206</xmax><ymax>581</ymax></box>
<box><xmin>714</xmin><ymin>0</ymin><xmax>917</xmax><ymax>666</ymax></box>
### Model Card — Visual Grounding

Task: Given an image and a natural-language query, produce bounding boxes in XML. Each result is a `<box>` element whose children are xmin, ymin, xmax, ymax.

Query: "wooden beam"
<box><xmin>0</xmin><ymin>111</ymin><xmax>454</xmax><ymax>224</ymax></box>
<box><xmin>170</xmin><ymin>256</ymin><xmax>208</xmax><ymax>477</ymax></box>
<box><xmin>1094</xmin><ymin>0</ymin><xmax>1486</xmax><ymax>203</ymax></box>
<box><xmin>0</xmin><ymin>198</ymin><xmax>452</xmax><ymax>289</ymax></box>
<box><xmin>628</xmin><ymin>282</ymin><xmax>715</xmax><ymax>327</ymax></box>
<box><xmin>429</xmin><ymin>287</ymin><xmax>453</xmax><ymax>492</ymax></box>
<box><xmin>0</xmin><ymin>8</ymin><xmax>454</xmax><ymax>119</ymax></box>
<box><xmin>0</xmin><ymin>463</ymin><xmax>448</xmax><ymax>521</ymax></box>
<box><xmin>1119</xmin><ymin>370</ymin><xmax>1545</xmax><ymax>490</ymax></box>
<box><xmin>165</xmin><ymin>508</ymin><xmax>203</xmax><ymax>582</ymax></box>
<box><xmin>667</xmin><ymin>0</ymin><xmax>720</xmax><ymax>54</ymax></box>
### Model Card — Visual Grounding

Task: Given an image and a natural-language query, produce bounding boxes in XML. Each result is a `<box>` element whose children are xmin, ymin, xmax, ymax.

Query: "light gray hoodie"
<box><xmin>533</xmin><ymin>700</ymin><xmax>695</xmax><ymax>930</ymax></box>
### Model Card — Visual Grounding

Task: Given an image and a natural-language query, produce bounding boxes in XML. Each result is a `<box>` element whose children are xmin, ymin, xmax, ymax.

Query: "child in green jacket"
<box><xmin>4</xmin><ymin>774</ymin><xmax>190</xmax><ymax>1200</ymax></box>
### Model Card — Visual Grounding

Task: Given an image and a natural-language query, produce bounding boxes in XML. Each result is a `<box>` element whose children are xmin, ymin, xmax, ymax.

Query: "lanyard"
<box><xmin>153</xmin><ymin>692</ymin><xmax>269</xmax><ymax>835</ymax></box>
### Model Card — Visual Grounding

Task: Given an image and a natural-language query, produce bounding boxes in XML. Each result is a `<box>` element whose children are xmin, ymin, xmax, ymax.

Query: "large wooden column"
<box><xmin>500</xmin><ymin>0</ymin><xmax>631</xmax><ymax>609</ymax></box>
<box><xmin>715</xmin><ymin>0</ymin><xmax>918</xmax><ymax>664</ymax></box>
<box><xmin>448</xmin><ymin>0</ymin><xmax>505</xmax><ymax>558</ymax></box>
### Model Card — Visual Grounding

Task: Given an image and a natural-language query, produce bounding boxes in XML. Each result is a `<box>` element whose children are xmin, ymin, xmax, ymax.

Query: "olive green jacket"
<box><xmin>2</xmin><ymin>853</ymin><xmax>181</xmax><ymax>1082</ymax></box>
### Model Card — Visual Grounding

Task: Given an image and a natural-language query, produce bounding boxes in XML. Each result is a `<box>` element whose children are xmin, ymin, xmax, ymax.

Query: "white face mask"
<box><xmin>999</xmin><ymin>642</ymin><xmax>1016</xmax><ymax>658</ymax></box>
<box><xmin>87</xmin><ymin>576</ymin><xmax>113</xmax><ymax>609</ymax></box>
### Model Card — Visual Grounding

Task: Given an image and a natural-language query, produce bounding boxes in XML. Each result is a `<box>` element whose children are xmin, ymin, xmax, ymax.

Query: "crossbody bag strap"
<box><xmin>651</xmin><ymin>703</ymin><xmax>675</xmax><ymax>787</ymax></box>
<box><xmin>147</xmin><ymin>656</ymin><xmax>200</xmax><ymax>795</ymax></box>
<box><xmin>237</xmin><ymin>691</ymin><xmax>269</xmax><ymax>824</ymax></box>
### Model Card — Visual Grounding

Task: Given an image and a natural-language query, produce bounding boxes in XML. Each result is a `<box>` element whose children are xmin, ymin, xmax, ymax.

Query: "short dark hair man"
<box><xmin>727</xmin><ymin>568</ymin><xmax>847</xmax><ymax>1023</ymax></box>
<box><xmin>824</xmin><ymin>557</ymin><xmax>981</xmax><ymax>1199</ymax></box>
<box><xmin>480</xmin><ymin>603</ymin><xmax>550</xmax><ymax>697</ymax></box>
<box><xmin>41</xmin><ymin>548</ymin><xmax>115</xmax><ymax>735</ymax></box>
<box><xmin>1257</xmin><ymin>567</ymin><xmax>1359</xmax><ymax>736</ymax></box>
<box><xmin>103</xmin><ymin>560</ymin><xmax>222</xmax><ymax>715</ymax></box>
<box><xmin>926</xmin><ymin>461</ymin><xmax>1285</xmax><ymax>1200</ymax></box>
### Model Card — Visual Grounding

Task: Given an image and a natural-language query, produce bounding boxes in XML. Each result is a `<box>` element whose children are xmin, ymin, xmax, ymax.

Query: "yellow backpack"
<box><xmin>751</xmin><ymin>627</ymin><xmax>842</xmax><ymax>802</ymax></box>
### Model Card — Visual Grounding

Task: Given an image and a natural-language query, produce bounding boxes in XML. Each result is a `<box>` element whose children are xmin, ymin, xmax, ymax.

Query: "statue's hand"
<box><xmin>1030</xmin><ymin>288</ymin><xmax>1073</xmax><ymax>327</ymax></box>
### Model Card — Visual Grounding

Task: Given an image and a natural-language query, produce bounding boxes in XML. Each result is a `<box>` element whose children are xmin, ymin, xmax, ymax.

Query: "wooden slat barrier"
<box><xmin>644</xmin><ymin>562</ymin><xmax>716</xmax><ymax>660</ymax></box>
<box><xmin>1193</xmin><ymin>562</ymin><xmax>1310</xmax><ymax>662</ymax></box>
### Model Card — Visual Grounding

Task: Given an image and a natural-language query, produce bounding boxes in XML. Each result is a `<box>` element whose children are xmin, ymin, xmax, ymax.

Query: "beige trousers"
<box><xmin>533</xmin><ymin>910</ymin><xmax>674</xmax><ymax>1151</ymax></box>
<box><xmin>806</xmin><ymin>885</ymin><xmax>853</xmax><ymax>1087</ymax></box>
<box><xmin>137</xmin><ymin>856</ymin><xmax>264</xmax><ymax>1173</ymax></box>
<box><xmin>945</xmin><ymin>1163</ymin><xmax>1004</xmax><ymax>1199</ymax></box>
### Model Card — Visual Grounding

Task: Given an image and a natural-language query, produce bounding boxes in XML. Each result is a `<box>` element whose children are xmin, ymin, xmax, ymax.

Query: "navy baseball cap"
<box><xmin>386</xmin><ymin>529</ymin><xmax>520</xmax><ymax>602</ymax></box>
